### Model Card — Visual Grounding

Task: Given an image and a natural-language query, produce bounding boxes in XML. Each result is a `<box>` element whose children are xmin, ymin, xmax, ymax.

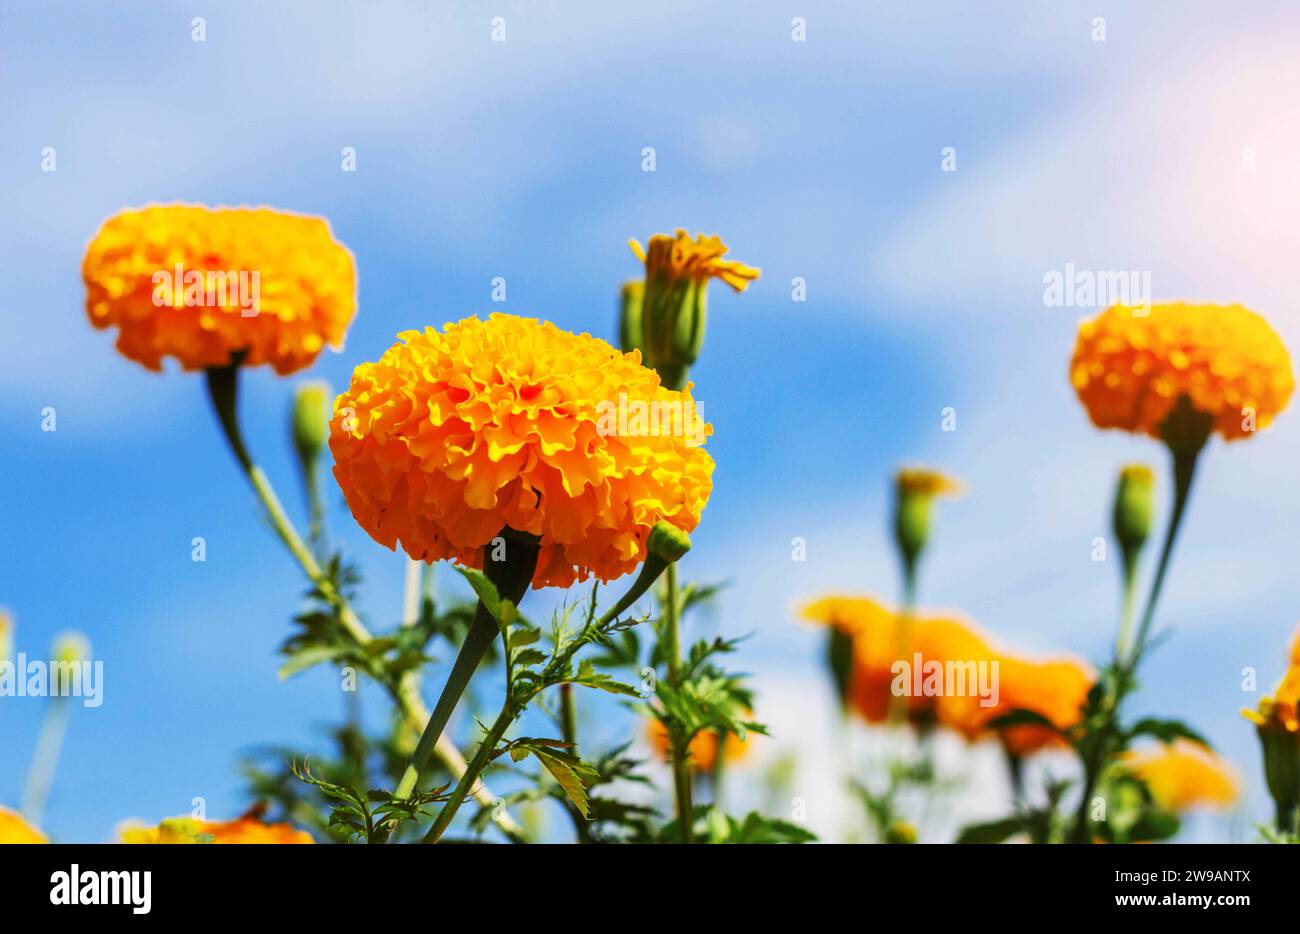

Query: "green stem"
<box><xmin>889</xmin><ymin>560</ymin><xmax>918</xmax><ymax>724</ymax></box>
<box><xmin>394</xmin><ymin>533</ymin><xmax>539</xmax><ymax>799</ymax></box>
<box><xmin>204</xmin><ymin>362</ymin><xmax>527</xmax><ymax>843</ymax></box>
<box><xmin>424</xmin><ymin>704</ymin><xmax>515</xmax><ymax>843</ymax></box>
<box><xmin>1126</xmin><ymin>443</ymin><xmax>1203</xmax><ymax>671</ymax></box>
<box><xmin>1114</xmin><ymin>551</ymin><xmax>1139</xmax><ymax>662</ymax></box>
<box><xmin>560</xmin><ymin>682</ymin><xmax>592</xmax><ymax>843</ymax></box>
<box><xmin>661</xmin><ymin>562</ymin><xmax>695</xmax><ymax>842</ymax></box>
<box><xmin>21</xmin><ymin>698</ymin><xmax>70</xmax><ymax>825</ymax></box>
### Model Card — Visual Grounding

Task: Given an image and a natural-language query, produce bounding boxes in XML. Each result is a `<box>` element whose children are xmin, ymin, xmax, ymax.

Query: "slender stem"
<box><xmin>424</xmin><ymin>704</ymin><xmax>515</xmax><ymax>843</ymax></box>
<box><xmin>661</xmin><ymin>562</ymin><xmax>694</xmax><ymax>842</ymax></box>
<box><xmin>663</xmin><ymin>564</ymin><xmax>682</xmax><ymax>683</ymax></box>
<box><xmin>204</xmin><ymin>364</ymin><xmax>526</xmax><ymax>843</ymax></box>
<box><xmin>560</xmin><ymin>682</ymin><xmax>591</xmax><ymax>843</ymax></box>
<box><xmin>1114</xmin><ymin>551</ymin><xmax>1139</xmax><ymax>662</ymax></box>
<box><xmin>889</xmin><ymin>560</ymin><xmax>918</xmax><ymax>724</ymax></box>
<box><xmin>1126</xmin><ymin>444</ymin><xmax>1202</xmax><ymax>670</ymax></box>
<box><xmin>709</xmin><ymin>732</ymin><xmax>727</xmax><ymax>809</ymax></box>
<box><xmin>21</xmin><ymin>698</ymin><xmax>71</xmax><ymax>825</ymax></box>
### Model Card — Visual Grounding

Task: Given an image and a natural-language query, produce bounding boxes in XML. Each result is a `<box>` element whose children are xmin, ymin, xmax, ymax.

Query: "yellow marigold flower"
<box><xmin>121</xmin><ymin>814</ymin><xmax>313</xmax><ymax>844</ymax></box>
<box><xmin>83</xmin><ymin>204</ymin><xmax>356</xmax><ymax>375</ymax></box>
<box><xmin>0</xmin><ymin>806</ymin><xmax>46</xmax><ymax>844</ymax></box>
<box><xmin>330</xmin><ymin>313</ymin><xmax>714</xmax><ymax>589</ymax></box>
<box><xmin>1069</xmin><ymin>303</ymin><xmax>1294</xmax><ymax>442</ymax></box>
<box><xmin>985</xmin><ymin>656</ymin><xmax>1093</xmax><ymax>756</ymax></box>
<box><xmin>646</xmin><ymin>718</ymin><xmax>752</xmax><ymax>774</ymax></box>
<box><xmin>1121</xmin><ymin>741</ymin><xmax>1240</xmax><ymax>813</ymax></box>
<box><xmin>628</xmin><ymin>229</ymin><xmax>760</xmax><ymax>293</ymax></box>
<box><xmin>895</xmin><ymin>468</ymin><xmax>963</xmax><ymax>498</ymax></box>
<box><xmin>1243</xmin><ymin>624</ymin><xmax>1300</xmax><ymax>735</ymax></box>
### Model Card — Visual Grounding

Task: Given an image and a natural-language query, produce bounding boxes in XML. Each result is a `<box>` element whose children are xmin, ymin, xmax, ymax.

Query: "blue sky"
<box><xmin>3</xmin><ymin>1</ymin><xmax>1300</xmax><ymax>842</ymax></box>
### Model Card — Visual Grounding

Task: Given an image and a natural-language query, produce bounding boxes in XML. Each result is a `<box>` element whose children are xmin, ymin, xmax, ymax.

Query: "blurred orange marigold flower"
<box><xmin>0</xmin><ymin>806</ymin><xmax>46</xmax><ymax>844</ymax></box>
<box><xmin>646</xmin><ymin>719</ymin><xmax>751</xmax><ymax>774</ymax></box>
<box><xmin>330</xmin><ymin>313</ymin><xmax>714</xmax><ymax>589</ymax></box>
<box><xmin>1121</xmin><ymin>741</ymin><xmax>1240</xmax><ymax>813</ymax></box>
<box><xmin>121</xmin><ymin>814</ymin><xmax>313</xmax><ymax>844</ymax></box>
<box><xmin>1070</xmin><ymin>303</ymin><xmax>1293</xmax><ymax>442</ymax></box>
<box><xmin>83</xmin><ymin>204</ymin><xmax>356</xmax><ymax>375</ymax></box>
<box><xmin>799</xmin><ymin>596</ymin><xmax>996</xmax><ymax>728</ymax></box>
<box><xmin>983</xmin><ymin>656</ymin><xmax>1093</xmax><ymax>756</ymax></box>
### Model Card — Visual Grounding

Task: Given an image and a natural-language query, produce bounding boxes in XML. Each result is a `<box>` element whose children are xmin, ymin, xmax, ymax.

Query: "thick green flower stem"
<box><xmin>21</xmin><ymin>696</ymin><xmax>71</xmax><ymax>825</ymax></box>
<box><xmin>1276</xmin><ymin>801</ymin><xmax>1297</xmax><ymax>836</ymax></box>
<box><xmin>423</xmin><ymin>552</ymin><xmax>675</xmax><ymax>842</ymax></box>
<box><xmin>394</xmin><ymin>530</ymin><xmax>540</xmax><ymax>801</ymax></box>
<box><xmin>1114</xmin><ymin>551</ymin><xmax>1139</xmax><ymax>663</ymax></box>
<box><xmin>1126</xmin><ymin>440</ymin><xmax>1205</xmax><ymax>671</ymax></box>
<box><xmin>205</xmin><ymin>363</ymin><xmax>526</xmax><ymax>843</ymax></box>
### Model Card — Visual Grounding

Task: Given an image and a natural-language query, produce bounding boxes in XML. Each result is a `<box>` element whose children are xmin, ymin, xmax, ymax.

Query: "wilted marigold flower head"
<box><xmin>330</xmin><ymin>313</ymin><xmax>714</xmax><ymax>589</ymax></box>
<box><xmin>1070</xmin><ymin>303</ymin><xmax>1293</xmax><ymax>442</ymax></box>
<box><xmin>120</xmin><ymin>814</ymin><xmax>313</xmax><ymax>844</ymax></box>
<box><xmin>629</xmin><ymin>229</ymin><xmax>760</xmax><ymax>293</ymax></box>
<box><xmin>83</xmin><ymin>204</ymin><xmax>356</xmax><ymax>375</ymax></box>
<box><xmin>0</xmin><ymin>805</ymin><xmax>46</xmax><ymax>844</ymax></box>
<box><xmin>1121</xmin><ymin>741</ymin><xmax>1240</xmax><ymax>813</ymax></box>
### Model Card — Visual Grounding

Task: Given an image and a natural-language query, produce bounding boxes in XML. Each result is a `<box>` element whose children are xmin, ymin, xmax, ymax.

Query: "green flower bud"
<box><xmin>52</xmin><ymin>630</ymin><xmax>91</xmax><ymax>697</ymax></box>
<box><xmin>891</xmin><ymin>468</ymin><xmax>961</xmax><ymax>572</ymax></box>
<box><xmin>618</xmin><ymin>280</ymin><xmax>645</xmax><ymax>356</ymax></box>
<box><xmin>1112</xmin><ymin>464</ymin><xmax>1154</xmax><ymax>552</ymax></box>
<box><xmin>53</xmin><ymin>630</ymin><xmax>91</xmax><ymax>667</ymax></box>
<box><xmin>1256</xmin><ymin>721</ymin><xmax>1300</xmax><ymax>833</ymax></box>
<box><xmin>629</xmin><ymin>230</ymin><xmax>759</xmax><ymax>390</ymax></box>
<box><xmin>291</xmin><ymin>380</ymin><xmax>332</xmax><ymax>468</ymax></box>
<box><xmin>647</xmin><ymin>521</ymin><xmax>692</xmax><ymax>563</ymax></box>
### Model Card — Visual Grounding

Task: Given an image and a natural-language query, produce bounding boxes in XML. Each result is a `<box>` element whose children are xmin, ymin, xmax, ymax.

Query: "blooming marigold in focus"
<box><xmin>120</xmin><ymin>813</ymin><xmax>313</xmax><ymax>844</ymax></box>
<box><xmin>1121</xmin><ymin>741</ymin><xmax>1239</xmax><ymax>813</ymax></box>
<box><xmin>330</xmin><ymin>313</ymin><xmax>714</xmax><ymax>589</ymax></box>
<box><xmin>83</xmin><ymin>204</ymin><xmax>356</xmax><ymax>375</ymax></box>
<box><xmin>646</xmin><ymin>719</ymin><xmax>751</xmax><ymax>773</ymax></box>
<box><xmin>0</xmin><ymin>806</ymin><xmax>46</xmax><ymax>844</ymax></box>
<box><xmin>629</xmin><ymin>229</ymin><xmax>760</xmax><ymax>293</ymax></box>
<box><xmin>1069</xmin><ymin>303</ymin><xmax>1294</xmax><ymax>442</ymax></box>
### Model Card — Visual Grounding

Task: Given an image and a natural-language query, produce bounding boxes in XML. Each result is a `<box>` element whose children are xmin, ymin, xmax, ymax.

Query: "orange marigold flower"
<box><xmin>629</xmin><ymin>229</ymin><xmax>760</xmax><ymax>293</ymax></box>
<box><xmin>1069</xmin><ymin>303</ymin><xmax>1294</xmax><ymax>442</ymax></box>
<box><xmin>121</xmin><ymin>814</ymin><xmax>313</xmax><ymax>844</ymax></box>
<box><xmin>0</xmin><ymin>806</ymin><xmax>46</xmax><ymax>844</ymax></box>
<box><xmin>646</xmin><ymin>719</ymin><xmax>752</xmax><ymax>774</ymax></box>
<box><xmin>799</xmin><ymin>596</ymin><xmax>995</xmax><ymax>728</ymax></box>
<box><xmin>83</xmin><ymin>204</ymin><xmax>356</xmax><ymax>375</ymax></box>
<box><xmin>1121</xmin><ymin>741</ymin><xmax>1240</xmax><ymax>812</ymax></box>
<box><xmin>330</xmin><ymin>313</ymin><xmax>714</xmax><ymax>589</ymax></box>
<box><xmin>1243</xmin><ymin>624</ymin><xmax>1300</xmax><ymax>735</ymax></box>
<box><xmin>987</xmin><ymin>656</ymin><xmax>1093</xmax><ymax>756</ymax></box>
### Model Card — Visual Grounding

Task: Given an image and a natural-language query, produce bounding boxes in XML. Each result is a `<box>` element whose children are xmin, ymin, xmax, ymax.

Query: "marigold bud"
<box><xmin>291</xmin><ymin>380</ymin><xmax>332</xmax><ymax>467</ymax></box>
<box><xmin>891</xmin><ymin>468</ymin><xmax>961</xmax><ymax>571</ymax></box>
<box><xmin>619</xmin><ymin>280</ymin><xmax>645</xmax><ymax>357</ymax></box>
<box><xmin>1112</xmin><ymin>464</ymin><xmax>1154</xmax><ymax>553</ymax></box>
<box><xmin>647</xmin><ymin>522</ymin><xmax>692</xmax><ymax>563</ymax></box>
